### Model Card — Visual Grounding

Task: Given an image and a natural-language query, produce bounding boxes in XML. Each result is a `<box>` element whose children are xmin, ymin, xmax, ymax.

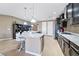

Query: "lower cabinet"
<box><xmin>58</xmin><ymin>35</ymin><xmax>79</xmax><ymax>56</ymax></box>
<box><xmin>58</xmin><ymin>35</ymin><xmax>63</xmax><ymax>51</ymax></box>
<box><xmin>58</xmin><ymin>35</ymin><xmax>70</xmax><ymax>55</ymax></box>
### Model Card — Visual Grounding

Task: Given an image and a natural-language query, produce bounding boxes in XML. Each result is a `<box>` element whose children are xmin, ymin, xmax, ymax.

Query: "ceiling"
<box><xmin>0</xmin><ymin>3</ymin><xmax>68</xmax><ymax>21</ymax></box>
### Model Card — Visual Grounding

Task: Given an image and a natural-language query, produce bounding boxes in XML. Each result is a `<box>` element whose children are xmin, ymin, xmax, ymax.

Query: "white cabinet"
<box><xmin>47</xmin><ymin>21</ymin><xmax>55</xmax><ymax>36</ymax></box>
<box><xmin>42</xmin><ymin>22</ymin><xmax>47</xmax><ymax>34</ymax></box>
<box><xmin>25</xmin><ymin>38</ymin><xmax>41</xmax><ymax>55</ymax></box>
<box><xmin>25</xmin><ymin>32</ymin><xmax>44</xmax><ymax>56</ymax></box>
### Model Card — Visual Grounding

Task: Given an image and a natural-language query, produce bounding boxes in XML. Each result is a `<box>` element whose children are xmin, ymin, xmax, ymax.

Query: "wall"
<box><xmin>65</xmin><ymin>24</ymin><xmax>79</xmax><ymax>34</ymax></box>
<box><xmin>0</xmin><ymin>15</ymin><xmax>31</xmax><ymax>39</ymax></box>
<box><xmin>63</xmin><ymin>19</ymin><xmax>79</xmax><ymax>34</ymax></box>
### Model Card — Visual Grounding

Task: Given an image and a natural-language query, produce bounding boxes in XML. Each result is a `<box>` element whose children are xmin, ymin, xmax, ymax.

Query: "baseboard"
<box><xmin>25</xmin><ymin>50</ymin><xmax>41</xmax><ymax>56</ymax></box>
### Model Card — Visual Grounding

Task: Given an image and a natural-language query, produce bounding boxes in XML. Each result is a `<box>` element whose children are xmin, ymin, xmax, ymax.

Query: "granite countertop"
<box><xmin>58</xmin><ymin>32</ymin><xmax>79</xmax><ymax>47</ymax></box>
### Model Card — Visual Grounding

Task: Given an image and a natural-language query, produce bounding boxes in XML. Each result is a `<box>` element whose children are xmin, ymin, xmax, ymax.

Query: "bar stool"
<box><xmin>18</xmin><ymin>36</ymin><xmax>26</xmax><ymax>51</ymax></box>
<box><xmin>16</xmin><ymin>32</ymin><xmax>26</xmax><ymax>51</ymax></box>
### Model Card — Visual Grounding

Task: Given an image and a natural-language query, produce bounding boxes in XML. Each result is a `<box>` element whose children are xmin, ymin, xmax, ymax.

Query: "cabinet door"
<box><xmin>62</xmin><ymin>40</ymin><xmax>65</xmax><ymax>53</ymax></box>
<box><xmin>58</xmin><ymin>36</ymin><xmax>62</xmax><ymax>47</ymax></box>
<box><xmin>59</xmin><ymin>38</ymin><xmax>62</xmax><ymax>48</ymax></box>
<box><xmin>58</xmin><ymin>36</ymin><xmax>60</xmax><ymax>45</ymax></box>
<box><xmin>61</xmin><ymin>39</ymin><xmax>64</xmax><ymax>51</ymax></box>
<box><xmin>64</xmin><ymin>42</ymin><xmax>70</xmax><ymax>56</ymax></box>
<box><xmin>70</xmin><ymin>46</ymin><xmax>79</xmax><ymax>56</ymax></box>
<box><xmin>58</xmin><ymin>36</ymin><xmax>63</xmax><ymax>50</ymax></box>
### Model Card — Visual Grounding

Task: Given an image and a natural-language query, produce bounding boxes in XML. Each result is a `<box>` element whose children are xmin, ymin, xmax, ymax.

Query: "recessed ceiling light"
<box><xmin>31</xmin><ymin>25</ymin><xmax>33</xmax><ymax>27</ymax></box>
<box><xmin>31</xmin><ymin>19</ymin><xmax>36</xmax><ymax>23</ymax></box>
<box><xmin>53</xmin><ymin>12</ymin><xmax>56</xmax><ymax>14</ymax></box>
<box><xmin>24</xmin><ymin>22</ymin><xmax>27</xmax><ymax>25</ymax></box>
<box><xmin>24</xmin><ymin>16</ymin><xmax>26</xmax><ymax>19</ymax></box>
<box><xmin>8</xmin><ymin>28</ymin><xmax>10</xmax><ymax>31</ymax></box>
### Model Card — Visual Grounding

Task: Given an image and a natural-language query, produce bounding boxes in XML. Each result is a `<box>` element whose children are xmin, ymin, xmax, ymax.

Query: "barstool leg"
<box><xmin>18</xmin><ymin>41</ymin><xmax>22</xmax><ymax>51</ymax></box>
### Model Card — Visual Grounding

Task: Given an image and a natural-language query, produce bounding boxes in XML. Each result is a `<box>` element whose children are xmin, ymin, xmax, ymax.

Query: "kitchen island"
<box><xmin>25</xmin><ymin>31</ymin><xmax>44</xmax><ymax>56</ymax></box>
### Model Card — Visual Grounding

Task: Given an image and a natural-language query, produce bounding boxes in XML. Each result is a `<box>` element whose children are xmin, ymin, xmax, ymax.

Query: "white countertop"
<box><xmin>29</xmin><ymin>32</ymin><xmax>43</xmax><ymax>38</ymax></box>
<box><xmin>16</xmin><ymin>31</ymin><xmax>44</xmax><ymax>41</ymax></box>
<box><xmin>58</xmin><ymin>32</ymin><xmax>79</xmax><ymax>46</ymax></box>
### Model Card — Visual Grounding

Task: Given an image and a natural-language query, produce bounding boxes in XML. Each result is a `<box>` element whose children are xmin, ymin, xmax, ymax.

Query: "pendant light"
<box><xmin>24</xmin><ymin>7</ymin><xmax>27</xmax><ymax>19</ymax></box>
<box><xmin>31</xmin><ymin>3</ymin><xmax>36</xmax><ymax>23</ymax></box>
<box><xmin>24</xmin><ymin>7</ymin><xmax>27</xmax><ymax>25</ymax></box>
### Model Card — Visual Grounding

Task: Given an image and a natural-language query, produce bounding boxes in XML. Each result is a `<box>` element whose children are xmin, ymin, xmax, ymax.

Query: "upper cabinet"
<box><xmin>66</xmin><ymin>3</ymin><xmax>73</xmax><ymax>19</ymax></box>
<box><xmin>73</xmin><ymin>3</ymin><xmax>79</xmax><ymax>24</ymax></box>
<box><xmin>66</xmin><ymin>3</ymin><xmax>79</xmax><ymax>25</ymax></box>
<box><xmin>56</xmin><ymin>3</ymin><xmax>79</xmax><ymax>30</ymax></box>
